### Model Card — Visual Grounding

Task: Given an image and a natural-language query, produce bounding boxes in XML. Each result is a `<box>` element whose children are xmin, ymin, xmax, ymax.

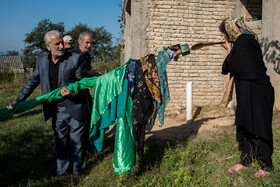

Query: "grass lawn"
<box><xmin>1</xmin><ymin>79</ymin><xmax>280</xmax><ymax>186</ymax></box>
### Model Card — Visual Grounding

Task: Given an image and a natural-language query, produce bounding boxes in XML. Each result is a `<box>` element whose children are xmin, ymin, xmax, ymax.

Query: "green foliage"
<box><xmin>0</xmin><ymin>71</ymin><xmax>31</xmax><ymax>84</ymax></box>
<box><xmin>0</xmin><ymin>71</ymin><xmax>14</xmax><ymax>83</ymax></box>
<box><xmin>21</xmin><ymin>19</ymin><xmax>121</xmax><ymax>72</ymax></box>
<box><xmin>0</xmin><ymin>62</ymin><xmax>14</xmax><ymax>83</ymax></box>
<box><xmin>22</xmin><ymin>19</ymin><xmax>65</xmax><ymax>68</ymax></box>
<box><xmin>6</xmin><ymin>50</ymin><xmax>19</xmax><ymax>56</ymax></box>
<box><xmin>92</xmin><ymin>44</ymin><xmax>122</xmax><ymax>72</ymax></box>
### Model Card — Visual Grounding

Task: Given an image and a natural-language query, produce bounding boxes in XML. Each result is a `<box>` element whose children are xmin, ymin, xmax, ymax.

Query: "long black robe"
<box><xmin>222</xmin><ymin>34</ymin><xmax>274</xmax><ymax>144</ymax></box>
<box><xmin>132</xmin><ymin>60</ymin><xmax>154</xmax><ymax>160</ymax></box>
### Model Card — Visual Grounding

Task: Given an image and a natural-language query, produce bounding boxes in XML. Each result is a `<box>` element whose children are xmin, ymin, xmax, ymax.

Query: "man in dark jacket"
<box><xmin>7</xmin><ymin>30</ymin><xmax>89</xmax><ymax>178</ymax></box>
<box><xmin>70</xmin><ymin>32</ymin><xmax>101</xmax><ymax>77</ymax></box>
<box><xmin>69</xmin><ymin>32</ymin><xmax>102</xmax><ymax>154</ymax></box>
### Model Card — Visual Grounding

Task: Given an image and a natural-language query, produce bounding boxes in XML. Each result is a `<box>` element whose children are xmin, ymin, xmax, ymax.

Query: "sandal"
<box><xmin>228</xmin><ymin>164</ymin><xmax>246</xmax><ymax>173</ymax></box>
<box><xmin>255</xmin><ymin>169</ymin><xmax>270</xmax><ymax>177</ymax></box>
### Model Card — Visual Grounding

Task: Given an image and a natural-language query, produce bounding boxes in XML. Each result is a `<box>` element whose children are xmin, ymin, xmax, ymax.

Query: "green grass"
<box><xmin>1</xmin><ymin>80</ymin><xmax>280</xmax><ymax>186</ymax></box>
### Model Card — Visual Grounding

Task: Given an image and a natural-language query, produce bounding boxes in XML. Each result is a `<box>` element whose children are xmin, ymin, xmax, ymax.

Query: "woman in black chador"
<box><xmin>220</xmin><ymin>17</ymin><xmax>274</xmax><ymax>176</ymax></box>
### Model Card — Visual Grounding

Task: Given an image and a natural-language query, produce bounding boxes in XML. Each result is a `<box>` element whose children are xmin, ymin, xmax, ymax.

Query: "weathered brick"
<box><xmin>123</xmin><ymin>0</ymin><xmax>261</xmax><ymax>114</ymax></box>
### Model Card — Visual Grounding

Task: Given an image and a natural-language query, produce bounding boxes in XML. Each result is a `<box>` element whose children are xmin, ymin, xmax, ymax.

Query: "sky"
<box><xmin>0</xmin><ymin>0</ymin><xmax>123</xmax><ymax>53</ymax></box>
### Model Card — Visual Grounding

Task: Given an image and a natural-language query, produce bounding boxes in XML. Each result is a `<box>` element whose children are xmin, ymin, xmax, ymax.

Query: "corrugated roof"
<box><xmin>0</xmin><ymin>55</ymin><xmax>25</xmax><ymax>73</ymax></box>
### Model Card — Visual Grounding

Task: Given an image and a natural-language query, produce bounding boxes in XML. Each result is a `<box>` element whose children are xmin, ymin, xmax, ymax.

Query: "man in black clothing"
<box><xmin>71</xmin><ymin>32</ymin><xmax>101</xmax><ymax>77</ymax></box>
<box><xmin>70</xmin><ymin>32</ymin><xmax>102</xmax><ymax>154</ymax></box>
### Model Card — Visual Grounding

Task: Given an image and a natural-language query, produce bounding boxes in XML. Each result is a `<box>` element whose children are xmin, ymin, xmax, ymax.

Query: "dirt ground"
<box><xmin>146</xmin><ymin>105</ymin><xmax>236</xmax><ymax>142</ymax></box>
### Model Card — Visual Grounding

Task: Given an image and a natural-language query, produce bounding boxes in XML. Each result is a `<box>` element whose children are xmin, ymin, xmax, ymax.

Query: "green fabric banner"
<box><xmin>0</xmin><ymin>60</ymin><xmax>136</xmax><ymax>175</ymax></box>
<box><xmin>113</xmin><ymin>77</ymin><xmax>136</xmax><ymax>175</ymax></box>
<box><xmin>0</xmin><ymin>76</ymin><xmax>98</xmax><ymax>121</ymax></box>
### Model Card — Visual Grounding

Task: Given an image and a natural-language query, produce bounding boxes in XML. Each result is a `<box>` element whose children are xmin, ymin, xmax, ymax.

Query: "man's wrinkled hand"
<box><xmin>7</xmin><ymin>100</ymin><xmax>18</xmax><ymax>111</ymax></box>
<box><xmin>60</xmin><ymin>87</ymin><xmax>72</xmax><ymax>97</ymax></box>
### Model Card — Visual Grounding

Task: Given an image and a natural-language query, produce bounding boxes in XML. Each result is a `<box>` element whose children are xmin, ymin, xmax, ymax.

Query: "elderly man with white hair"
<box><xmin>7</xmin><ymin>30</ymin><xmax>90</xmax><ymax>178</ymax></box>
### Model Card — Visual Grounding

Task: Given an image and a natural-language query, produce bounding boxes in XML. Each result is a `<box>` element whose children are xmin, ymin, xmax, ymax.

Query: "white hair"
<box><xmin>78</xmin><ymin>32</ymin><xmax>93</xmax><ymax>42</ymax></box>
<box><xmin>44</xmin><ymin>30</ymin><xmax>63</xmax><ymax>45</ymax></box>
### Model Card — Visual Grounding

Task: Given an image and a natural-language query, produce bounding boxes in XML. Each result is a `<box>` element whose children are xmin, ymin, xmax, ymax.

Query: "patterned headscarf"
<box><xmin>224</xmin><ymin>17</ymin><xmax>259</xmax><ymax>43</ymax></box>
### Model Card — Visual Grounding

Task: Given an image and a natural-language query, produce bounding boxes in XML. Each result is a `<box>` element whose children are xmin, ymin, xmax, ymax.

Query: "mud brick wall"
<box><xmin>145</xmin><ymin>0</ymin><xmax>236</xmax><ymax>114</ymax></box>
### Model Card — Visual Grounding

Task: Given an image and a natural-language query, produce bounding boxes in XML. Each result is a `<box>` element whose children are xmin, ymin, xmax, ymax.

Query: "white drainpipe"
<box><xmin>186</xmin><ymin>81</ymin><xmax>193</xmax><ymax>125</ymax></box>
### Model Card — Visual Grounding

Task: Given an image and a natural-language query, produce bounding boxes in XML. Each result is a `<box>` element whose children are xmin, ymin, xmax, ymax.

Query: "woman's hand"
<box><xmin>221</xmin><ymin>41</ymin><xmax>232</xmax><ymax>54</ymax></box>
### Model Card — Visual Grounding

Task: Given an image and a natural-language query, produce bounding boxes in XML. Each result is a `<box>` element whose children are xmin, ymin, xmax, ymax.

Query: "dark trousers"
<box><xmin>83</xmin><ymin>89</ymin><xmax>95</xmax><ymax>154</ymax></box>
<box><xmin>52</xmin><ymin>106</ymin><xmax>87</xmax><ymax>177</ymax></box>
<box><xmin>239</xmin><ymin>133</ymin><xmax>273</xmax><ymax>170</ymax></box>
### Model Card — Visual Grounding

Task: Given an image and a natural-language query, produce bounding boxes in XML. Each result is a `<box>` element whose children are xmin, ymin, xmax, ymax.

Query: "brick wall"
<box><xmin>145</xmin><ymin>0</ymin><xmax>236</xmax><ymax>114</ymax></box>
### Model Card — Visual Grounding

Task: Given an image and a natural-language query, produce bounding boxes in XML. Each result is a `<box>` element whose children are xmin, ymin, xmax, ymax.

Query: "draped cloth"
<box><xmin>88</xmin><ymin>67</ymin><xmax>136</xmax><ymax>175</ymax></box>
<box><xmin>0</xmin><ymin>77</ymin><xmax>97</xmax><ymax>121</ymax></box>
<box><xmin>140</xmin><ymin>54</ymin><xmax>161</xmax><ymax>104</ymax></box>
<box><xmin>156</xmin><ymin>49</ymin><xmax>172</xmax><ymax>125</ymax></box>
<box><xmin>127</xmin><ymin>60</ymin><xmax>136</xmax><ymax>98</ymax></box>
<box><xmin>89</xmin><ymin>99</ymin><xmax>116</xmax><ymax>152</ymax></box>
<box><xmin>0</xmin><ymin>46</ymin><xmax>179</xmax><ymax>174</ymax></box>
<box><xmin>132</xmin><ymin>60</ymin><xmax>154</xmax><ymax>160</ymax></box>
<box><xmin>0</xmin><ymin>60</ymin><xmax>136</xmax><ymax>175</ymax></box>
<box><xmin>113</xmin><ymin>77</ymin><xmax>135</xmax><ymax>175</ymax></box>
<box><xmin>0</xmin><ymin>61</ymin><xmax>128</xmax><ymax>123</ymax></box>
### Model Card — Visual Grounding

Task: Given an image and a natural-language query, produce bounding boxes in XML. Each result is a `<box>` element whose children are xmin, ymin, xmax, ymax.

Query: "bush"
<box><xmin>0</xmin><ymin>71</ymin><xmax>31</xmax><ymax>85</ymax></box>
<box><xmin>0</xmin><ymin>71</ymin><xmax>14</xmax><ymax>83</ymax></box>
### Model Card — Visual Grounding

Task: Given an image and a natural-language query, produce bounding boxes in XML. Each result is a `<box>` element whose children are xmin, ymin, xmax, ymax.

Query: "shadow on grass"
<box><xmin>136</xmin><ymin>112</ymin><xmax>216</xmax><ymax>175</ymax></box>
<box><xmin>84</xmin><ymin>131</ymin><xmax>116</xmax><ymax>175</ymax></box>
<box><xmin>0</xmin><ymin>125</ymin><xmax>54</xmax><ymax>186</ymax></box>
<box><xmin>13</xmin><ymin>108</ymin><xmax>43</xmax><ymax>119</ymax></box>
<box><xmin>0</xmin><ymin>106</ymin><xmax>223</xmax><ymax>185</ymax></box>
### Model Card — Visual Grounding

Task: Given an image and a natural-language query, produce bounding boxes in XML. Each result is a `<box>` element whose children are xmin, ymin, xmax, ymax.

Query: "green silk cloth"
<box><xmin>0</xmin><ymin>59</ymin><xmax>136</xmax><ymax>175</ymax></box>
<box><xmin>114</xmin><ymin>77</ymin><xmax>135</xmax><ymax>175</ymax></box>
<box><xmin>0</xmin><ymin>87</ymin><xmax>64</xmax><ymax>121</ymax></box>
<box><xmin>156</xmin><ymin>49</ymin><xmax>171</xmax><ymax>125</ymax></box>
<box><xmin>0</xmin><ymin>77</ymin><xmax>98</xmax><ymax>121</ymax></box>
<box><xmin>88</xmin><ymin>62</ymin><xmax>135</xmax><ymax>175</ymax></box>
<box><xmin>89</xmin><ymin>98</ymin><xmax>117</xmax><ymax>152</ymax></box>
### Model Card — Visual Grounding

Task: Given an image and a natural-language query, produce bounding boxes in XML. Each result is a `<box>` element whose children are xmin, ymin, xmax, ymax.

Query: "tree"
<box><xmin>21</xmin><ymin>19</ymin><xmax>121</xmax><ymax>71</ymax></box>
<box><xmin>6</xmin><ymin>50</ymin><xmax>19</xmax><ymax>56</ymax></box>
<box><xmin>22</xmin><ymin>19</ymin><xmax>65</xmax><ymax>68</ymax></box>
<box><xmin>92</xmin><ymin>43</ymin><xmax>122</xmax><ymax>72</ymax></box>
